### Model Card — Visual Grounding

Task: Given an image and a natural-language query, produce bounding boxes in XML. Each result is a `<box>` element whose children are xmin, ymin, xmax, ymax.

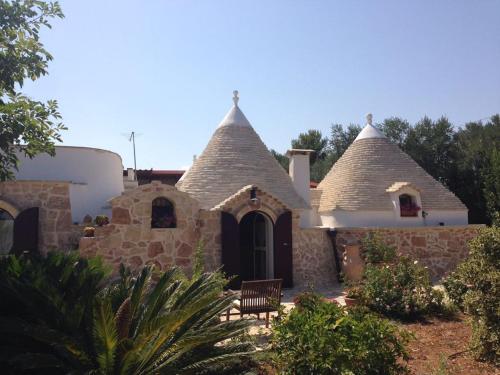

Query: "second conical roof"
<box><xmin>317</xmin><ymin>121</ymin><xmax>467</xmax><ymax>212</ymax></box>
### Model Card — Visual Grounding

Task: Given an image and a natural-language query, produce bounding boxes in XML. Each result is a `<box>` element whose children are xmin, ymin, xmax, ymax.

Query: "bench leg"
<box><xmin>265</xmin><ymin>312</ymin><xmax>269</xmax><ymax>328</ymax></box>
<box><xmin>257</xmin><ymin>313</ymin><xmax>260</xmax><ymax>320</ymax></box>
<box><xmin>226</xmin><ymin>308</ymin><xmax>230</xmax><ymax>321</ymax></box>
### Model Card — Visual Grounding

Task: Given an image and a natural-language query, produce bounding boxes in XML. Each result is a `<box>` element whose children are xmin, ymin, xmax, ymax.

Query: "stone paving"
<box><xmin>223</xmin><ymin>284</ymin><xmax>345</xmax><ymax>338</ymax></box>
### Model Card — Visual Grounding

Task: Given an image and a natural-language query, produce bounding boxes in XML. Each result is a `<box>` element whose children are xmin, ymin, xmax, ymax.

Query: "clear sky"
<box><xmin>23</xmin><ymin>0</ymin><xmax>500</xmax><ymax>170</ymax></box>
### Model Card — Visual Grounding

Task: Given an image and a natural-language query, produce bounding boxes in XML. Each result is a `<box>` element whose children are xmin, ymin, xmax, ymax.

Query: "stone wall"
<box><xmin>0</xmin><ymin>180</ymin><xmax>78</xmax><ymax>253</ymax></box>
<box><xmin>79</xmin><ymin>181</ymin><xmax>203</xmax><ymax>275</ymax></box>
<box><xmin>294</xmin><ymin>224</ymin><xmax>337</xmax><ymax>288</ymax></box>
<box><xmin>335</xmin><ymin>225</ymin><xmax>483</xmax><ymax>279</ymax></box>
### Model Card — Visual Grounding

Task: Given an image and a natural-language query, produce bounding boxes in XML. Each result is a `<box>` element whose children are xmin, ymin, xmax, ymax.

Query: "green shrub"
<box><xmin>353</xmin><ymin>234</ymin><xmax>444</xmax><ymax>319</ymax></box>
<box><xmin>292</xmin><ymin>291</ymin><xmax>322</xmax><ymax>311</ymax></box>
<box><xmin>443</xmin><ymin>226</ymin><xmax>499</xmax><ymax>364</ymax></box>
<box><xmin>272</xmin><ymin>295</ymin><xmax>410</xmax><ymax>374</ymax></box>
<box><xmin>361</xmin><ymin>232</ymin><xmax>397</xmax><ymax>264</ymax></box>
<box><xmin>360</xmin><ymin>257</ymin><xmax>441</xmax><ymax>319</ymax></box>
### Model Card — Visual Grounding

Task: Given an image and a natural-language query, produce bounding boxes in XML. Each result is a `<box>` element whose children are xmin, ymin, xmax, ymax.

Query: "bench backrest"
<box><xmin>240</xmin><ymin>279</ymin><xmax>282</xmax><ymax>313</ymax></box>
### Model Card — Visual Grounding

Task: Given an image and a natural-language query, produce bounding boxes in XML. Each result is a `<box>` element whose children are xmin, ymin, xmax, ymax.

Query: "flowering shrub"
<box><xmin>443</xmin><ymin>226</ymin><xmax>499</xmax><ymax>364</ymax></box>
<box><xmin>360</xmin><ymin>257</ymin><xmax>442</xmax><ymax>318</ymax></box>
<box><xmin>355</xmin><ymin>233</ymin><xmax>444</xmax><ymax>319</ymax></box>
<box><xmin>272</xmin><ymin>296</ymin><xmax>410</xmax><ymax>374</ymax></box>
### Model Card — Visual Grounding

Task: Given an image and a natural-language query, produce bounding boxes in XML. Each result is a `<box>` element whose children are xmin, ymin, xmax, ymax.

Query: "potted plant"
<box><xmin>344</xmin><ymin>285</ymin><xmax>363</xmax><ymax>307</ymax></box>
<box><xmin>83</xmin><ymin>226</ymin><xmax>95</xmax><ymax>238</ymax></box>
<box><xmin>94</xmin><ymin>215</ymin><xmax>109</xmax><ymax>227</ymax></box>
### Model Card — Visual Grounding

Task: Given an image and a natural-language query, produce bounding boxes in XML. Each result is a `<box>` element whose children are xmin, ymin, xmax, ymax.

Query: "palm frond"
<box><xmin>93</xmin><ymin>298</ymin><xmax>118</xmax><ymax>372</ymax></box>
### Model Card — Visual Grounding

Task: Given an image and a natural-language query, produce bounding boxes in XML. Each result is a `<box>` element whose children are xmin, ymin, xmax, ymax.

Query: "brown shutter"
<box><xmin>274</xmin><ymin>210</ymin><xmax>293</xmax><ymax>288</ymax></box>
<box><xmin>11</xmin><ymin>207</ymin><xmax>39</xmax><ymax>256</ymax></box>
<box><xmin>221</xmin><ymin>211</ymin><xmax>240</xmax><ymax>289</ymax></box>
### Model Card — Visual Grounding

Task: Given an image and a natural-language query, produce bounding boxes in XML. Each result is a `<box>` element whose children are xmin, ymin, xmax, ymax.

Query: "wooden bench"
<box><xmin>225</xmin><ymin>279</ymin><xmax>283</xmax><ymax>328</ymax></box>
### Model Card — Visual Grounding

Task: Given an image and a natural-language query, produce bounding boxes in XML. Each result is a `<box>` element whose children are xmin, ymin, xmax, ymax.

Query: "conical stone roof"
<box><xmin>176</xmin><ymin>92</ymin><xmax>307</xmax><ymax>210</ymax></box>
<box><xmin>317</xmin><ymin>115</ymin><xmax>467</xmax><ymax>213</ymax></box>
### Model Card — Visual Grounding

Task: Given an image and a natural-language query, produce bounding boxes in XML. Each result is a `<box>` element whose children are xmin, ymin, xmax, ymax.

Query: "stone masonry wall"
<box><xmin>294</xmin><ymin>223</ymin><xmax>337</xmax><ymax>288</ymax></box>
<box><xmin>0</xmin><ymin>180</ymin><xmax>78</xmax><ymax>253</ymax></box>
<box><xmin>79</xmin><ymin>182</ymin><xmax>203</xmax><ymax>275</ymax></box>
<box><xmin>335</xmin><ymin>225</ymin><xmax>483</xmax><ymax>279</ymax></box>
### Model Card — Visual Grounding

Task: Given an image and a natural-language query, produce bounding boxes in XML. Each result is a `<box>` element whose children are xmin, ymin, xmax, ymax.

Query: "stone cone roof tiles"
<box><xmin>176</xmin><ymin>102</ymin><xmax>308</xmax><ymax>210</ymax></box>
<box><xmin>317</xmin><ymin>125</ymin><xmax>467</xmax><ymax>212</ymax></box>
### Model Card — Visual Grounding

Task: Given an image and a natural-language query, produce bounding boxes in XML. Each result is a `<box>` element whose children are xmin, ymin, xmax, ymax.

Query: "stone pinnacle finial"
<box><xmin>366</xmin><ymin>113</ymin><xmax>373</xmax><ymax>126</ymax></box>
<box><xmin>233</xmin><ymin>90</ymin><xmax>239</xmax><ymax>106</ymax></box>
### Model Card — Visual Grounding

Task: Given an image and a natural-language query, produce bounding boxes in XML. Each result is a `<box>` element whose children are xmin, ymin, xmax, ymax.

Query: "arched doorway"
<box><xmin>239</xmin><ymin>211</ymin><xmax>274</xmax><ymax>281</ymax></box>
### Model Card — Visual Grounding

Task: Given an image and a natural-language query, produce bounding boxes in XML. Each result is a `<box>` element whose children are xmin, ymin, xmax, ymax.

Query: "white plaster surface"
<box><xmin>14</xmin><ymin>146</ymin><xmax>124</xmax><ymax>222</ymax></box>
<box><xmin>320</xmin><ymin>208</ymin><xmax>468</xmax><ymax>228</ymax></box>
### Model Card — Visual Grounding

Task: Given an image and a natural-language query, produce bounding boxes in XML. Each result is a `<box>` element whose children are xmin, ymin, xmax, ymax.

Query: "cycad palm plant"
<box><xmin>94</xmin><ymin>265</ymin><xmax>255</xmax><ymax>374</ymax></box>
<box><xmin>0</xmin><ymin>253</ymin><xmax>255</xmax><ymax>374</ymax></box>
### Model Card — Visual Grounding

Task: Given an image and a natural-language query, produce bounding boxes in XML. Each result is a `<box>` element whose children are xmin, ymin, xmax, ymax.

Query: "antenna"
<box><xmin>121</xmin><ymin>131</ymin><xmax>142</xmax><ymax>180</ymax></box>
<box><xmin>130</xmin><ymin>132</ymin><xmax>137</xmax><ymax>177</ymax></box>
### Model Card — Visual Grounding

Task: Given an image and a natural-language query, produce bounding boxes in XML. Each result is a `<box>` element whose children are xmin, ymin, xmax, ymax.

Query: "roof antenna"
<box><xmin>121</xmin><ymin>131</ymin><xmax>142</xmax><ymax>180</ymax></box>
<box><xmin>233</xmin><ymin>90</ymin><xmax>239</xmax><ymax>106</ymax></box>
<box><xmin>366</xmin><ymin>113</ymin><xmax>373</xmax><ymax>126</ymax></box>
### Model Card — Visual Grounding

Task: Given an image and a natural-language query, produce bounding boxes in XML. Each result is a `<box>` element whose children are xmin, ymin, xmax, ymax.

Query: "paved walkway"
<box><xmin>223</xmin><ymin>284</ymin><xmax>346</xmax><ymax>338</ymax></box>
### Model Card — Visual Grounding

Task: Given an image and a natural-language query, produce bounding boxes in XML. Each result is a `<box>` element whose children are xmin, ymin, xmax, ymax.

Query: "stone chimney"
<box><xmin>286</xmin><ymin>149</ymin><xmax>314</xmax><ymax>226</ymax></box>
<box><xmin>123</xmin><ymin>167</ymin><xmax>138</xmax><ymax>191</ymax></box>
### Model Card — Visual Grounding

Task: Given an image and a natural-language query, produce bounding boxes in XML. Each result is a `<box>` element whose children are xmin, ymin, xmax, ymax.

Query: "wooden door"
<box><xmin>274</xmin><ymin>210</ymin><xmax>293</xmax><ymax>288</ymax></box>
<box><xmin>11</xmin><ymin>207</ymin><xmax>39</xmax><ymax>256</ymax></box>
<box><xmin>221</xmin><ymin>211</ymin><xmax>240</xmax><ymax>288</ymax></box>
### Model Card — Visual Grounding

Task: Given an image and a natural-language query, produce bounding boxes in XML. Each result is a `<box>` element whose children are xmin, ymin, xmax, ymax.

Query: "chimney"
<box><xmin>286</xmin><ymin>149</ymin><xmax>314</xmax><ymax>206</ymax></box>
<box><xmin>127</xmin><ymin>167</ymin><xmax>135</xmax><ymax>181</ymax></box>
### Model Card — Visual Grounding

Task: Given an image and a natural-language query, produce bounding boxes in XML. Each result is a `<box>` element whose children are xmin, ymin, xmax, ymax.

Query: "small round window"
<box><xmin>0</xmin><ymin>209</ymin><xmax>14</xmax><ymax>255</ymax></box>
<box><xmin>151</xmin><ymin>197</ymin><xmax>176</xmax><ymax>228</ymax></box>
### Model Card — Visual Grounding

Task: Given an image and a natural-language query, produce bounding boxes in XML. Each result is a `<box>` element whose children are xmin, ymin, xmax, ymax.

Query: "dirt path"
<box><xmin>402</xmin><ymin>315</ymin><xmax>498</xmax><ymax>374</ymax></box>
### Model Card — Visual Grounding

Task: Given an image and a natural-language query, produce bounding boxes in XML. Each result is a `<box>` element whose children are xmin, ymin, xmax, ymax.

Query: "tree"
<box><xmin>452</xmin><ymin>115</ymin><xmax>500</xmax><ymax>224</ymax></box>
<box><xmin>0</xmin><ymin>0</ymin><xmax>66</xmax><ymax>181</ymax></box>
<box><xmin>329</xmin><ymin>123</ymin><xmax>361</xmax><ymax>160</ymax></box>
<box><xmin>291</xmin><ymin>129</ymin><xmax>328</xmax><ymax>164</ymax></box>
<box><xmin>270</xmin><ymin>149</ymin><xmax>289</xmax><ymax>171</ymax></box>
<box><xmin>404</xmin><ymin>116</ymin><xmax>456</xmax><ymax>186</ymax></box>
<box><xmin>379</xmin><ymin>117</ymin><xmax>410</xmax><ymax>147</ymax></box>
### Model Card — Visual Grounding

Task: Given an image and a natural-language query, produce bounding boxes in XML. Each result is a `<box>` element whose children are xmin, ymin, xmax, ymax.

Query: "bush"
<box><xmin>443</xmin><ymin>226</ymin><xmax>499</xmax><ymax>364</ymax></box>
<box><xmin>360</xmin><ymin>257</ymin><xmax>442</xmax><ymax>319</ymax></box>
<box><xmin>292</xmin><ymin>291</ymin><xmax>322</xmax><ymax>311</ymax></box>
<box><xmin>272</xmin><ymin>295</ymin><xmax>410</xmax><ymax>374</ymax></box>
<box><xmin>352</xmin><ymin>234</ymin><xmax>445</xmax><ymax>319</ymax></box>
<box><xmin>361</xmin><ymin>232</ymin><xmax>397</xmax><ymax>264</ymax></box>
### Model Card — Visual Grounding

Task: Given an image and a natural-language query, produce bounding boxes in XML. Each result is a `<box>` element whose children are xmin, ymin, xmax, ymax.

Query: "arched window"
<box><xmin>151</xmin><ymin>197</ymin><xmax>176</xmax><ymax>228</ymax></box>
<box><xmin>0</xmin><ymin>208</ymin><xmax>14</xmax><ymax>255</ymax></box>
<box><xmin>399</xmin><ymin>194</ymin><xmax>420</xmax><ymax>217</ymax></box>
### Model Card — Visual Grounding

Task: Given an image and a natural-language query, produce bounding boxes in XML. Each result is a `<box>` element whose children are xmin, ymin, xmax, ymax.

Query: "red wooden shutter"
<box><xmin>274</xmin><ymin>210</ymin><xmax>293</xmax><ymax>288</ymax></box>
<box><xmin>221</xmin><ymin>211</ymin><xmax>240</xmax><ymax>289</ymax></box>
<box><xmin>11</xmin><ymin>207</ymin><xmax>39</xmax><ymax>256</ymax></box>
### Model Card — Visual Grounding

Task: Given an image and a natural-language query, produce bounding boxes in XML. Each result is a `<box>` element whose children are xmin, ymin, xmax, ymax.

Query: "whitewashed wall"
<box><xmin>15</xmin><ymin>146</ymin><xmax>124</xmax><ymax>222</ymax></box>
<box><xmin>320</xmin><ymin>209</ymin><xmax>468</xmax><ymax>228</ymax></box>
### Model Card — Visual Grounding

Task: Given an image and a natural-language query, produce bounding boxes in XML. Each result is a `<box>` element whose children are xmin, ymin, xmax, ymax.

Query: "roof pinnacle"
<box><xmin>232</xmin><ymin>90</ymin><xmax>239</xmax><ymax>106</ymax></box>
<box><xmin>366</xmin><ymin>113</ymin><xmax>373</xmax><ymax>126</ymax></box>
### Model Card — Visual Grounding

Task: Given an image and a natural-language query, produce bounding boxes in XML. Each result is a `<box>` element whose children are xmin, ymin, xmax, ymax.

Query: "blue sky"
<box><xmin>24</xmin><ymin>0</ymin><xmax>500</xmax><ymax>170</ymax></box>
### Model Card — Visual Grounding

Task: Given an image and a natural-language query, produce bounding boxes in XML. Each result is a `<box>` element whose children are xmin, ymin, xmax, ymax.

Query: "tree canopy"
<box><xmin>272</xmin><ymin>114</ymin><xmax>500</xmax><ymax>225</ymax></box>
<box><xmin>0</xmin><ymin>0</ymin><xmax>66</xmax><ymax>181</ymax></box>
